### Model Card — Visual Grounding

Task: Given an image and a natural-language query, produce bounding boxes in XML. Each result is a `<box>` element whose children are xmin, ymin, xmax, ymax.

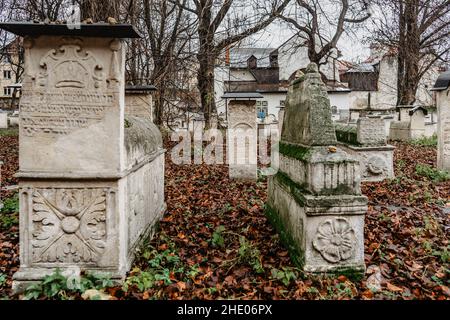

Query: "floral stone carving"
<box><xmin>313</xmin><ymin>218</ymin><xmax>356</xmax><ymax>263</ymax></box>
<box><xmin>31</xmin><ymin>188</ymin><xmax>107</xmax><ymax>264</ymax></box>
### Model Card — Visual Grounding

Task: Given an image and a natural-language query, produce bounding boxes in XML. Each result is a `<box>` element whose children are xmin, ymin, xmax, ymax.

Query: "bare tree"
<box><xmin>370</xmin><ymin>0</ymin><xmax>450</xmax><ymax>107</ymax></box>
<box><xmin>78</xmin><ymin>0</ymin><xmax>121</xmax><ymax>21</ymax></box>
<box><xmin>278</xmin><ymin>0</ymin><xmax>371</xmax><ymax>67</ymax></box>
<box><xmin>172</xmin><ymin>0</ymin><xmax>291</xmax><ymax>126</ymax></box>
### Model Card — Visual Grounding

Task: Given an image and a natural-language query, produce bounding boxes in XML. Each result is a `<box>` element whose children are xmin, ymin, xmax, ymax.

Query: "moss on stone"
<box><xmin>279</xmin><ymin>142</ymin><xmax>311</xmax><ymax>162</ymax></box>
<box><xmin>265</xmin><ymin>205</ymin><xmax>305</xmax><ymax>268</ymax></box>
<box><xmin>335</xmin><ymin>125</ymin><xmax>361</xmax><ymax>146</ymax></box>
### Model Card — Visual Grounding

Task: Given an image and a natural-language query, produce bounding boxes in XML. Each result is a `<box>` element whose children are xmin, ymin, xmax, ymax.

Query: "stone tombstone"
<box><xmin>0</xmin><ymin>111</ymin><xmax>8</xmax><ymax>129</ymax></box>
<box><xmin>1</xmin><ymin>22</ymin><xmax>166</xmax><ymax>291</ymax></box>
<box><xmin>268</xmin><ymin>63</ymin><xmax>368</xmax><ymax>274</ymax></box>
<box><xmin>357</xmin><ymin>116</ymin><xmax>386</xmax><ymax>146</ymax></box>
<box><xmin>434</xmin><ymin>73</ymin><xmax>450</xmax><ymax>171</ymax></box>
<box><xmin>337</xmin><ymin>116</ymin><xmax>395</xmax><ymax>182</ymax></box>
<box><xmin>125</xmin><ymin>85</ymin><xmax>156</xmax><ymax>122</ymax></box>
<box><xmin>409</xmin><ymin>107</ymin><xmax>427</xmax><ymax>139</ymax></box>
<box><xmin>227</xmin><ymin>100</ymin><xmax>257</xmax><ymax>180</ymax></box>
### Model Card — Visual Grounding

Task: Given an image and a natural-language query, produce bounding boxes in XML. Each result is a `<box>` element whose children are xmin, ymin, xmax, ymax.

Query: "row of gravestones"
<box><xmin>1</xmin><ymin>21</ymin><xmax>449</xmax><ymax>292</ymax></box>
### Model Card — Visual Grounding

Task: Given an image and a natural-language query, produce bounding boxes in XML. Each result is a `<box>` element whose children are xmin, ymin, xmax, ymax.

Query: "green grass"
<box><xmin>415</xmin><ymin>164</ymin><xmax>450</xmax><ymax>182</ymax></box>
<box><xmin>410</xmin><ymin>135</ymin><xmax>438</xmax><ymax>147</ymax></box>
<box><xmin>0</xmin><ymin>194</ymin><xmax>19</xmax><ymax>230</ymax></box>
<box><xmin>0</xmin><ymin>128</ymin><xmax>18</xmax><ymax>137</ymax></box>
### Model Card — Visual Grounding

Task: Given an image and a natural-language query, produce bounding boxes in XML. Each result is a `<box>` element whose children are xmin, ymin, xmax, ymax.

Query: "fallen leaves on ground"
<box><xmin>0</xmin><ymin>136</ymin><xmax>448</xmax><ymax>300</ymax></box>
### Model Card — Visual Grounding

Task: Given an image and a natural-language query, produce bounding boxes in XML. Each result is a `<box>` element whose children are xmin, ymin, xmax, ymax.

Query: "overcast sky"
<box><xmin>248</xmin><ymin>21</ymin><xmax>371</xmax><ymax>62</ymax></box>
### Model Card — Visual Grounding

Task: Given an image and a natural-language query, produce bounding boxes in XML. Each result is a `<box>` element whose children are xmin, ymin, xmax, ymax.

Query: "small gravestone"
<box><xmin>0</xmin><ymin>22</ymin><xmax>166</xmax><ymax>292</ymax></box>
<box><xmin>267</xmin><ymin>63</ymin><xmax>367</xmax><ymax>274</ymax></box>
<box><xmin>227</xmin><ymin>100</ymin><xmax>257</xmax><ymax>180</ymax></box>
<box><xmin>125</xmin><ymin>85</ymin><xmax>156</xmax><ymax>121</ymax></box>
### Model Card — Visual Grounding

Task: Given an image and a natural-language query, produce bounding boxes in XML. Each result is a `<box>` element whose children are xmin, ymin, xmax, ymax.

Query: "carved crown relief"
<box><xmin>35</xmin><ymin>38</ymin><xmax>105</xmax><ymax>90</ymax></box>
<box><xmin>31</xmin><ymin>188</ymin><xmax>108</xmax><ymax>264</ymax></box>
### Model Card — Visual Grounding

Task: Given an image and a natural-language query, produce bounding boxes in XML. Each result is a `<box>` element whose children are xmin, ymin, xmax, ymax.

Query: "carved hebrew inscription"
<box><xmin>31</xmin><ymin>188</ymin><xmax>108</xmax><ymax>264</ymax></box>
<box><xmin>20</xmin><ymin>39</ymin><xmax>116</xmax><ymax>137</ymax></box>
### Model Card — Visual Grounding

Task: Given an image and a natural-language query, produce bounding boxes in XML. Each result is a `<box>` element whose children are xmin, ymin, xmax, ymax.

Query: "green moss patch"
<box><xmin>279</xmin><ymin>142</ymin><xmax>311</xmax><ymax>162</ymax></box>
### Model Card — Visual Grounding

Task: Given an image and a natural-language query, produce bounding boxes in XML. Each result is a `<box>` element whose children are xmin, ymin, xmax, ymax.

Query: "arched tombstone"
<box><xmin>0</xmin><ymin>22</ymin><xmax>166</xmax><ymax>292</ymax></box>
<box><xmin>225</xmin><ymin>94</ymin><xmax>261</xmax><ymax>180</ymax></box>
<box><xmin>267</xmin><ymin>63</ymin><xmax>367</xmax><ymax>275</ymax></box>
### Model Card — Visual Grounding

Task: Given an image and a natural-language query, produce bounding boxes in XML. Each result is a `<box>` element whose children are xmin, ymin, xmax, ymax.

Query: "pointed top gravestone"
<box><xmin>281</xmin><ymin>63</ymin><xmax>337</xmax><ymax>146</ymax></box>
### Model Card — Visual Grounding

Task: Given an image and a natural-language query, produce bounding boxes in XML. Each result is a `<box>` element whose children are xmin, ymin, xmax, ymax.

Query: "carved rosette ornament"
<box><xmin>313</xmin><ymin>218</ymin><xmax>356</xmax><ymax>263</ymax></box>
<box><xmin>31</xmin><ymin>188</ymin><xmax>107</xmax><ymax>264</ymax></box>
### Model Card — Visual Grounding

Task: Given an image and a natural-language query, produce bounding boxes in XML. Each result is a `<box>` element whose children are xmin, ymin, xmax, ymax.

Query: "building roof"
<box><xmin>230</xmin><ymin>48</ymin><xmax>275</xmax><ymax>68</ymax></box>
<box><xmin>431</xmin><ymin>71</ymin><xmax>450</xmax><ymax>91</ymax></box>
<box><xmin>0</xmin><ymin>21</ymin><xmax>141</xmax><ymax>38</ymax></box>
<box><xmin>346</xmin><ymin>63</ymin><xmax>376</xmax><ymax>73</ymax></box>
<box><xmin>125</xmin><ymin>85</ymin><xmax>157</xmax><ymax>92</ymax></box>
<box><xmin>222</xmin><ymin>92</ymin><xmax>264</xmax><ymax>99</ymax></box>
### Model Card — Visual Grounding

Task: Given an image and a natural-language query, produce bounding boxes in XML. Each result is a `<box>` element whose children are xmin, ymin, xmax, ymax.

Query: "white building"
<box><xmin>214</xmin><ymin>36</ymin><xmax>351</xmax><ymax>124</ymax></box>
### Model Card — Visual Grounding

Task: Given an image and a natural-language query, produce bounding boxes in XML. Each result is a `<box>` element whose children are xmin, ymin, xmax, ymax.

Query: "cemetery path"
<box><xmin>0</xmin><ymin>135</ymin><xmax>448</xmax><ymax>300</ymax></box>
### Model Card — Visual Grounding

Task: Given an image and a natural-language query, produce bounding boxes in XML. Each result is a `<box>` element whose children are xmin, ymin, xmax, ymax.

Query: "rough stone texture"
<box><xmin>227</xmin><ymin>100</ymin><xmax>257</xmax><ymax>180</ymax></box>
<box><xmin>125</xmin><ymin>91</ymin><xmax>153</xmax><ymax>121</ymax></box>
<box><xmin>389</xmin><ymin>121</ymin><xmax>411</xmax><ymax>141</ymax></box>
<box><xmin>336</xmin><ymin>117</ymin><xmax>395</xmax><ymax>182</ymax></box>
<box><xmin>0</xmin><ymin>112</ymin><xmax>8</xmax><ymax>128</ymax></box>
<box><xmin>410</xmin><ymin>109</ymin><xmax>426</xmax><ymax>139</ymax></box>
<box><xmin>357</xmin><ymin>116</ymin><xmax>386</xmax><ymax>146</ymax></box>
<box><xmin>338</xmin><ymin>144</ymin><xmax>395</xmax><ymax>182</ymax></box>
<box><xmin>278</xmin><ymin>106</ymin><xmax>285</xmax><ymax>135</ymax></box>
<box><xmin>437</xmin><ymin>88</ymin><xmax>450</xmax><ymax>171</ymax></box>
<box><xmin>268</xmin><ymin>63</ymin><xmax>367</xmax><ymax>274</ymax></box>
<box><xmin>13</xmin><ymin>35</ymin><xmax>165</xmax><ymax>291</ymax></box>
<box><xmin>281</xmin><ymin>64</ymin><xmax>337</xmax><ymax>146</ymax></box>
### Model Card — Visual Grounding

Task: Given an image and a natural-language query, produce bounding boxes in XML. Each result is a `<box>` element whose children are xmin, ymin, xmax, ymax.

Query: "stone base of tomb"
<box><xmin>13</xmin><ymin>118</ymin><xmax>167</xmax><ymax>293</ymax></box>
<box><xmin>338</xmin><ymin>144</ymin><xmax>395</xmax><ymax>182</ymax></box>
<box><xmin>267</xmin><ymin>172</ymin><xmax>367</xmax><ymax>275</ymax></box>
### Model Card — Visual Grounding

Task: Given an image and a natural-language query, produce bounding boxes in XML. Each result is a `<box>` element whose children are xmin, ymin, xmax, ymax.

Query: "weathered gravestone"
<box><xmin>0</xmin><ymin>111</ymin><xmax>8</xmax><ymax>129</ymax></box>
<box><xmin>0</xmin><ymin>22</ymin><xmax>166</xmax><ymax>291</ymax></box>
<box><xmin>336</xmin><ymin>116</ymin><xmax>395</xmax><ymax>182</ymax></box>
<box><xmin>125</xmin><ymin>85</ymin><xmax>156</xmax><ymax>121</ymax></box>
<box><xmin>432</xmin><ymin>71</ymin><xmax>450</xmax><ymax>171</ymax></box>
<box><xmin>267</xmin><ymin>63</ymin><xmax>367</xmax><ymax>274</ymax></box>
<box><xmin>227</xmin><ymin>100</ymin><xmax>257</xmax><ymax>180</ymax></box>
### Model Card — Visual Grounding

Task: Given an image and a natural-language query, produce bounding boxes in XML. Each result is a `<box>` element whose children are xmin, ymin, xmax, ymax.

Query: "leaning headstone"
<box><xmin>227</xmin><ymin>100</ymin><xmax>257</xmax><ymax>180</ymax></box>
<box><xmin>337</xmin><ymin>116</ymin><xmax>395</xmax><ymax>182</ymax></box>
<box><xmin>267</xmin><ymin>63</ymin><xmax>367</xmax><ymax>274</ymax></box>
<box><xmin>433</xmin><ymin>71</ymin><xmax>450</xmax><ymax>171</ymax></box>
<box><xmin>0</xmin><ymin>22</ymin><xmax>166</xmax><ymax>292</ymax></box>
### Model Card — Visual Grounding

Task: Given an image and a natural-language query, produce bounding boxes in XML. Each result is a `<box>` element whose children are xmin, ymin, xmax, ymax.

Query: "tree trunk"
<box><xmin>197</xmin><ymin>40</ymin><xmax>217</xmax><ymax>127</ymax></box>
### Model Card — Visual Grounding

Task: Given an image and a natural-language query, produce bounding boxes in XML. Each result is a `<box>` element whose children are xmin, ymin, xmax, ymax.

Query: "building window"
<box><xmin>3</xmin><ymin>87</ymin><xmax>12</xmax><ymax>96</ymax></box>
<box><xmin>3</xmin><ymin>70</ymin><xmax>11</xmax><ymax>79</ymax></box>
<box><xmin>257</xmin><ymin>106</ymin><xmax>268</xmax><ymax>119</ymax></box>
<box><xmin>262</xmin><ymin>101</ymin><xmax>268</xmax><ymax>107</ymax></box>
<box><xmin>280</xmin><ymin>100</ymin><xmax>285</xmax><ymax>107</ymax></box>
